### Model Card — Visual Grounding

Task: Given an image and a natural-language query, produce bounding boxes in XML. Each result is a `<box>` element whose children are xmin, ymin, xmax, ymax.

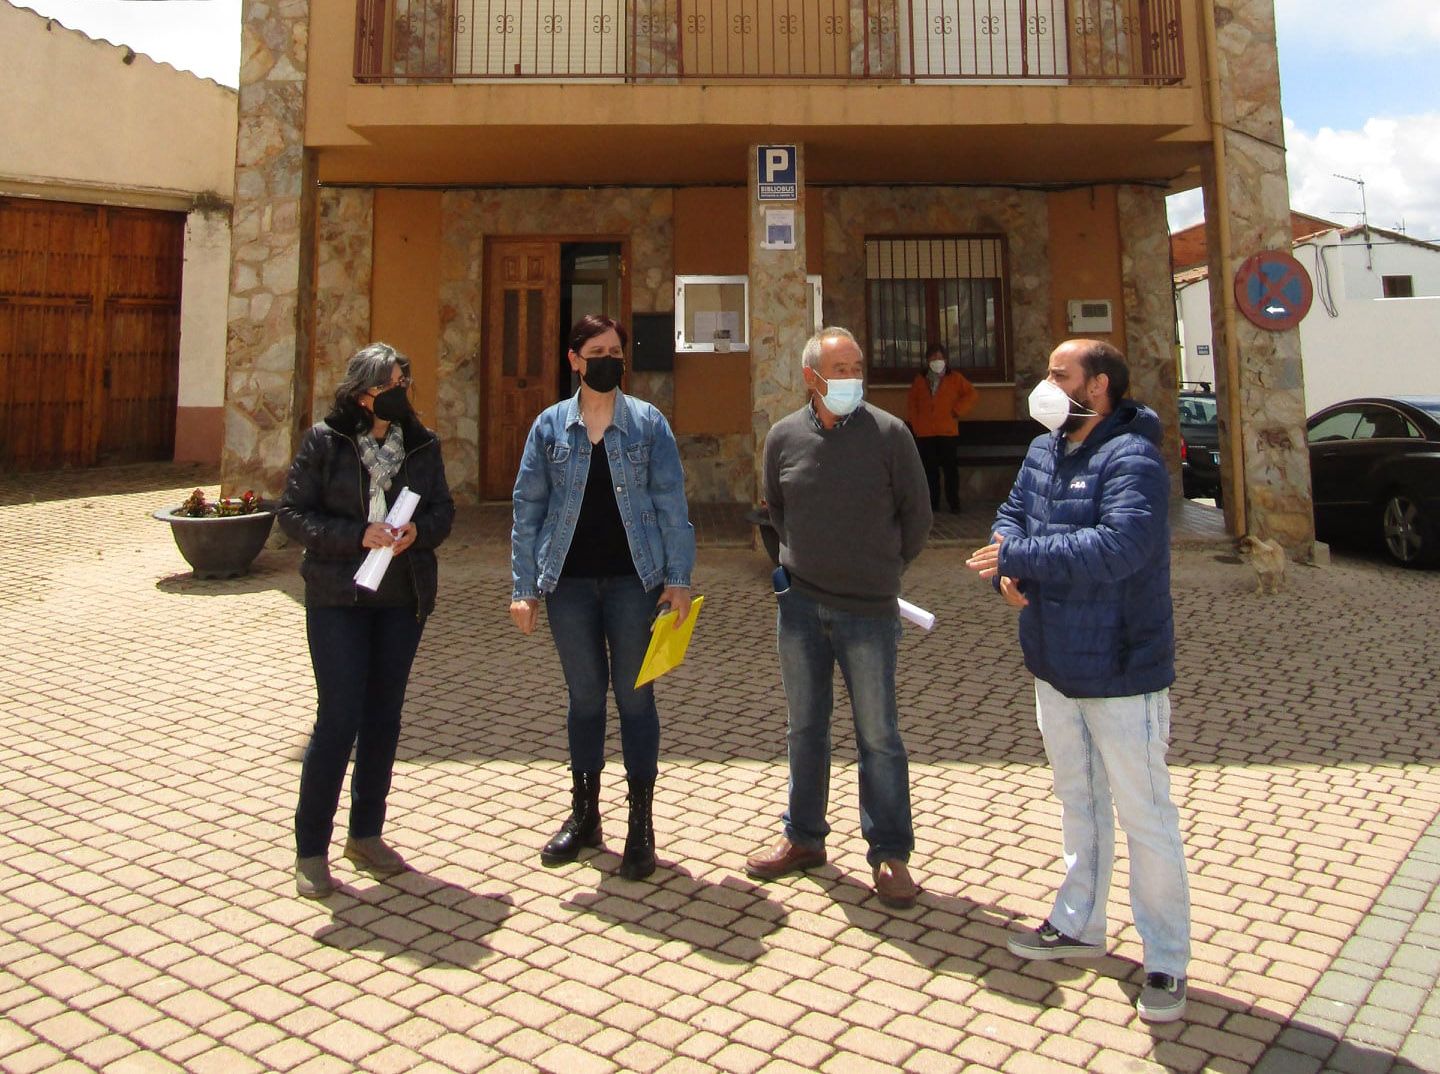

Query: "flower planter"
<box><xmin>154</xmin><ymin>508</ymin><xmax>276</xmax><ymax>579</ymax></box>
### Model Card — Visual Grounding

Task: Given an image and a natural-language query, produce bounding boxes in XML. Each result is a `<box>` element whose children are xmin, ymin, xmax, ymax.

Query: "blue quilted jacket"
<box><xmin>991</xmin><ymin>400</ymin><xmax>1175</xmax><ymax>698</ymax></box>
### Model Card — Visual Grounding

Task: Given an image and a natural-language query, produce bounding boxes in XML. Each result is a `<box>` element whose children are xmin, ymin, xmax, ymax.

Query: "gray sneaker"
<box><xmin>344</xmin><ymin>836</ymin><xmax>408</xmax><ymax>876</ymax></box>
<box><xmin>1136</xmin><ymin>973</ymin><xmax>1187</xmax><ymax>1022</ymax></box>
<box><xmin>1006</xmin><ymin>920</ymin><xmax>1105</xmax><ymax>960</ymax></box>
<box><xmin>295</xmin><ymin>855</ymin><xmax>335</xmax><ymax>898</ymax></box>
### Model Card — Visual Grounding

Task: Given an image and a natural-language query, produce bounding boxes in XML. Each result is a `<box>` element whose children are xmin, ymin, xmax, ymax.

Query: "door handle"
<box><xmin>517</xmin><ymin>378</ymin><xmax>527</xmax><ymax>388</ymax></box>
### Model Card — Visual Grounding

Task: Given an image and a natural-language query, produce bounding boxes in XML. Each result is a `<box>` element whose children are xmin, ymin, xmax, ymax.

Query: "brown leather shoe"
<box><xmin>745</xmin><ymin>837</ymin><xmax>826</xmax><ymax>880</ymax></box>
<box><xmin>873</xmin><ymin>860</ymin><xmax>919</xmax><ymax>909</ymax></box>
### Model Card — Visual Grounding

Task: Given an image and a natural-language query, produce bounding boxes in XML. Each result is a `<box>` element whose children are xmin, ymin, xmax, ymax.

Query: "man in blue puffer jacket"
<box><xmin>966</xmin><ymin>339</ymin><xmax>1191</xmax><ymax>1024</ymax></box>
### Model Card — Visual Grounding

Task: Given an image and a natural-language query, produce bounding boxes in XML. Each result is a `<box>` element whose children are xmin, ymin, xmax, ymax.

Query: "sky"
<box><xmin>12</xmin><ymin>0</ymin><xmax>1440</xmax><ymax>242</ymax></box>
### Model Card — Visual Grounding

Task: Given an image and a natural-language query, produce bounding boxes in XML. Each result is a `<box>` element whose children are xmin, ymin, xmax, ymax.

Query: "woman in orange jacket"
<box><xmin>906</xmin><ymin>343</ymin><xmax>978</xmax><ymax>513</ymax></box>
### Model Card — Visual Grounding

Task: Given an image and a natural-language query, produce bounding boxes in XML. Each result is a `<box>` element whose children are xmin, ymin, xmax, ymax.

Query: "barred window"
<box><xmin>864</xmin><ymin>237</ymin><xmax>1011</xmax><ymax>383</ymax></box>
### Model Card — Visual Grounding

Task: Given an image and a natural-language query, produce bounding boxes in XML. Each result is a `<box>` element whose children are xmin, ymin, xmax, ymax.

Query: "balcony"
<box><xmin>354</xmin><ymin>0</ymin><xmax>1184</xmax><ymax>84</ymax></box>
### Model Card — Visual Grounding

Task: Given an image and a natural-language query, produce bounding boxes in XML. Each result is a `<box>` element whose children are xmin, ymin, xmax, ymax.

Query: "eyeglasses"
<box><xmin>368</xmin><ymin>376</ymin><xmax>412</xmax><ymax>395</ymax></box>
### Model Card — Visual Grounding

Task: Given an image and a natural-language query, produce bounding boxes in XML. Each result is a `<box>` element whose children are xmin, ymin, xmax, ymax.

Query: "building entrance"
<box><xmin>480</xmin><ymin>238</ymin><xmax>625</xmax><ymax>500</ymax></box>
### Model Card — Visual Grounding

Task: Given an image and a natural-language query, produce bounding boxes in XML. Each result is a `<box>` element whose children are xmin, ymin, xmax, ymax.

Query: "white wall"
<box><xmin>1</xmin><ymin>1</ymin><xmax>237</xmax><ymax>202</ymax></box>
<box><xmin>1175</xmin><ymin>230</ymin><xmax>1440</xmax><ymax>413</ymax></box>
<box><xmin>179</xmin><ymin>210</ymin><xmax>233</xmax><ymax>409</ymax></box>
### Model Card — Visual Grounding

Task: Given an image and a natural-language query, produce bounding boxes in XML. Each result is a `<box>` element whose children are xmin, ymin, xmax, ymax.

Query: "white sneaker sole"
<box><xmin>1137</xmin><ymin>1000</ymin><xmax>1186</xmax><ymax>1023</ymax></box>
<box><xmin>1006</xmin><ymin>937</ymin><xmax>1105</xmax><ymax>960</ymax></box>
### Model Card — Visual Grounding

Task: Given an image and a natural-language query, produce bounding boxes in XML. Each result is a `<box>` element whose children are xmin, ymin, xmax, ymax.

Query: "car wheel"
<box><xmin>1380</xmin><ymin>491</ymin><xmax>1436</xmax><ymax>567</ymax></box>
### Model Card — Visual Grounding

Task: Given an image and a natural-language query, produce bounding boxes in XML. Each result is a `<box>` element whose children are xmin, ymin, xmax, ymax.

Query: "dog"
<box><xmin>1238</xmin><ymin>535</ymin><xmax>1287</xmax><ymax>595</ymax></box>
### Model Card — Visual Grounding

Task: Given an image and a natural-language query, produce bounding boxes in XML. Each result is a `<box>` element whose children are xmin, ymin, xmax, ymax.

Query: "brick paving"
<box><xmin>1</xmin><ymin>463</ymin><xmax>1437</xmax><ymax>1074</ymax></box>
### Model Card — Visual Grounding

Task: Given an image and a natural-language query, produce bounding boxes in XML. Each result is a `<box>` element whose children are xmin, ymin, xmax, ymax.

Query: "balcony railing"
<box><xmin>355</xmin><ymin>0</ymin><xmax>1184</xmax><ymax>84</ymax></box>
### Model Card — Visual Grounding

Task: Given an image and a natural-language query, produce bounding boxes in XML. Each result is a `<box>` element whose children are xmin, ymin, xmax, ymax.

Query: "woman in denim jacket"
<box><xmin>510</xmin><ymin>314</ymin><xmax>695</xmax><ymax>880</ymax></box>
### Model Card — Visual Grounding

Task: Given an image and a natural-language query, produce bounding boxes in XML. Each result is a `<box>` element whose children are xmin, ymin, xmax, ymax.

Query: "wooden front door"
<box><xmin>483</xmin><ymin>240</ymin><xmax>560</xmax><ymax>500</ymax></box>
<box><xmin>0</xmin><ymin>196</ymin><xmax>183</xmax><ymax>471</ymax></box>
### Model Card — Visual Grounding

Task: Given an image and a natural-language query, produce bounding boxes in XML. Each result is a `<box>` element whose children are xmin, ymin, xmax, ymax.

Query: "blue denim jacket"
<box><xmin>512</xmin><ymin>390</ymin><xmax>696</xmax><ymax>600</ymax></box>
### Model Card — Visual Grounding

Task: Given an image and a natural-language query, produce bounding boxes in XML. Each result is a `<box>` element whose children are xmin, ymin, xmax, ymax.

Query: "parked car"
<box><xmin>1306</xmin><ymin>396</ymin><xmax>1440</xmax><ymax>567</ymax></box>
<box><xmin>1179</xmin><ymin>383</ymin><xmax>1222</xmax><ymax>502</ymax></box>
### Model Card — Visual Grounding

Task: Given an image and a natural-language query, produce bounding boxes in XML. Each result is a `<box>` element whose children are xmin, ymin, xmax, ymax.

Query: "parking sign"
<box><xmin>757</xmin><ymin>145</ymin><xmax>797</xmax><ymax>201</ymax></box>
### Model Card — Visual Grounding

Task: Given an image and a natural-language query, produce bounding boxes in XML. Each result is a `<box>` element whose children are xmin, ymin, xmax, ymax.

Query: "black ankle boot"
<box><xmin>541</xmin><ymin>770</ymin><xmax>602</xmax><ymax>865</ymax></box>
<box><xmin>618</xmin><ymin>777</ymin><xmax>656</xmax><ymax>880</ymax></box>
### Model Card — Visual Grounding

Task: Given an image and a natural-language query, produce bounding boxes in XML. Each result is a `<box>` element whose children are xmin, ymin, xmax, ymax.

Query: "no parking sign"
<box><xmin>1233</xmin><ymin>250</ymin><xmax>1313</xmax><ymax>331</ymax></box>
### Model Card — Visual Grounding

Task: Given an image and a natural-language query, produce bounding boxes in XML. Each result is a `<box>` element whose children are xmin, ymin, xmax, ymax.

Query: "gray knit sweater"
<box><xmin>763</xmin><ymin>402</ymin><xmax>932</xmax><ymax>615</ymax></box>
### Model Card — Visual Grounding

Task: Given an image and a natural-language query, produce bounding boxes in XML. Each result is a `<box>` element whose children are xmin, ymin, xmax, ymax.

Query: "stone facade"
<box><xmin>391</xmin><ymin>0</ymin><xmax>452</xmax><ymax>79</ymax></box>
<box><xmin>678</xmin><ymin>433</ymin><xmax>754</xmax><ymax>503</ymax></box>
<box><xmin>1204</xmin><ymin>0</ymin><xmax>1315</xmax><ymax>553</ymax></box>
<box><xmin>311</xmin><ymin>187</ymin><xmax>374</xmax><ymax>419</ymax></box>
<box><xmin>437</xmin><ymin>188</ymin><xmax>674</xmax><ymax>499</ymax></box>
<box><xmin>1118</xmin><ymin>183</ymin><xmax>1182</xmax><ymax>493</ymax></box>
<box><xmin>223</xmin><ymin>0</ymin><xmax>313</xmax><ymax>498</ymax></box>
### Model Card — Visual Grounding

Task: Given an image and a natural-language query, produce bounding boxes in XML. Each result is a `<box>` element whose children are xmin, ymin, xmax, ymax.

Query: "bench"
<box><xmin>951</xmin><ymin>420</ymin><xmax>1036</xmax><ymax>466</ymax></box>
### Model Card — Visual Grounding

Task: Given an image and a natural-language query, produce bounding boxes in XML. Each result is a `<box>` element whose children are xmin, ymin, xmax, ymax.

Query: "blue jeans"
<box><xmin>1034</xmin><ymin>678</ymin><xmax>1191</xmax><ymax>977</ymax></box>
<box><xmin>777</xmin><ymin>589</ymin><xmax>913</xmax><ymax>867</ymax></box>
<box><xmin>295</xmin><ymin>605</ymin><xmax>424</xmax><ymax>858</ymax></box>
<box><xmin>546</xmin><ymin>575</ymin><xmax>661</xmax><ymax>781</ymax></box>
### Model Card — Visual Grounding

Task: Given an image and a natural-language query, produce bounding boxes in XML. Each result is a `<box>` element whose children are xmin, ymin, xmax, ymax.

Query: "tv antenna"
<box><xmin>1333</xmin><ymin>173</ymin><xmax>1372</xmax><ymax>269</ymax></box>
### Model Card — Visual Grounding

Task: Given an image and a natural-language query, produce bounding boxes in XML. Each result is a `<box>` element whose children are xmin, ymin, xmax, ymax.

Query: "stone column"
<box><xmin>223</xmin><ymin>0</ymin><xmax>315</xmax><ymax>498</ymax></box>
<box><xmin>1118</xmin><ymin>184</ymin><xmax>1182</xmax><ymax>495</ymax></box>
<box><xmin>748</xmin><ymin>144</ymin><xmax>809</xmax><ymax>505</ymax></box>
<box><xmin>1202</xmin><ymin>1</ymin><xmax>1315</xmax><ymax>553</ymax></box>
<box><xmin>312</xmin><ymin>188</ymin><xmax>374</xmax><ymax>420</ymax></box>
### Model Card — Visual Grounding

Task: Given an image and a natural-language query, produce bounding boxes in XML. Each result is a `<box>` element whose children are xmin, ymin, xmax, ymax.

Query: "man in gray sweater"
<box><xmin>745</xmin><ymin>326</ymin><xmax>933</xmax><ymax>908</ymax></box>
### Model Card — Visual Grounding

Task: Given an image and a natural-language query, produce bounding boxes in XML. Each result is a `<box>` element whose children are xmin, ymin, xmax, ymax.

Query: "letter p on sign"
<box><xmin>764</xmin><ymin>149</ymin><xmax>789</xmax><ymax>183</ymax></box>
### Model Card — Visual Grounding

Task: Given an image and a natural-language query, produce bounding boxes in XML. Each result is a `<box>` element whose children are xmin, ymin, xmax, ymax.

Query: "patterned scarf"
<box><xmin>356</xmin><ymin>423</ymin><xmax>405</xmax><ymax>523</ymax></box>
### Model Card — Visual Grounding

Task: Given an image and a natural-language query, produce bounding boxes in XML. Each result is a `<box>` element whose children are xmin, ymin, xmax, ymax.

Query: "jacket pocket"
<box><xmin>625</xmin><ymin>442</ymin><xmax>651</xmax><ymax>485</ymax></box>
<box><xmin>547</xmin><ymin>442</ymin><xmax>571</xmax><ymax>466</ymax></box>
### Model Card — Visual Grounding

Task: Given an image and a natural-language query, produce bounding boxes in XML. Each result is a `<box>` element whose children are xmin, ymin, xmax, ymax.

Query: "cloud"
<box><xmin>1286</xmin><ymin>115</ymin><xmax>1440</xmax><ymax>241</ymax></box>
<box><xmin>1169</xmin><ymin>114</ymin><xmax>1440</xmax><ymax>243</ymax></box>
<box><xmin>1274</xmin><ymin>0</ymin><xmax>1440</xmax><ymax>53</ymax></box>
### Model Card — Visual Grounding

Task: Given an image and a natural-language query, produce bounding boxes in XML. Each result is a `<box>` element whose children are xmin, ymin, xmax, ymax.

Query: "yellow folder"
<box><xmin>634</xmin><ymin>595</ymin><xmax>705</xmax><ymax>688</ymax></box>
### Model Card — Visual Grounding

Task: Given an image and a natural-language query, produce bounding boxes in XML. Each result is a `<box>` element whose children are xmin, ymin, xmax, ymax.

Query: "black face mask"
<box><xmin>371</xmin><ymin>385</ymin><xmax>412</xmax><ymax>423</ymax></box>
<box><xmin>581</xmin><ymin>357</ymin><xmax>625</xmax><ymax>393</ymax></box>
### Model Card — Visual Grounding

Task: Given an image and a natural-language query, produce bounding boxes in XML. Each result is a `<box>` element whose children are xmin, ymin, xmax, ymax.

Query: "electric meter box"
<box><xmin>1066</xmin><ymin>299</ymin><xmax>1114</xmax><ymax>333</ymax></box>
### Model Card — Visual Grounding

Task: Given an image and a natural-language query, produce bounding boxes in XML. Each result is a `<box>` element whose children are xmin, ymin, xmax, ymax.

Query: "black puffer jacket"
<box><xmin>279</xmin><ymin>416</ymin><xmax>455</xmax><ymax>619</ymax></box>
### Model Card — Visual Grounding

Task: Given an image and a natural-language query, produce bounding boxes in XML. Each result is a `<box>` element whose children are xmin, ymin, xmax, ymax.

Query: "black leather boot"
<box><xmin>541</xmin><ymin>771</ymin><xmax>602</xmax><ymax>865</ymax></box>
<box><xmin>617</xmin><ymin>777</ymin><xmax>656</xmax><ymax>880</ymax></box>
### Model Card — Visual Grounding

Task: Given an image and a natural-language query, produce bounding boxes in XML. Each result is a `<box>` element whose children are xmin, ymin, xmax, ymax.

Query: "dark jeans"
<box><xmin>295</xmin><ymin>605</ymin><xmax>424</xmax><ymax>858</ymax></box>
<box><xmin>546</xmin><ymin>574</ymin><xmax>661</xmax><ymax>782</ymax></box>
<box><xmin>916</xmin><ymin>435</ymin><xmax>960</xmax><ymax>510</ymax></box>
<box><xmin>777</xmin><ymin>588</ymin><xmax>914</xmax><ymax>867</ymax></box>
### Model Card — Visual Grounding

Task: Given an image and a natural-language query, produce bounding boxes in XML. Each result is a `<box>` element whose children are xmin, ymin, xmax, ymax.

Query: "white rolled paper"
<box><xmin>354</xmin><ymin>487</ymin><xmax>422</xmax><ymax>591</ymax></box>
<box><xmin>897</xmin><ymin>597</ymin><xmax>936</xmax><ymax>631</ymax></box>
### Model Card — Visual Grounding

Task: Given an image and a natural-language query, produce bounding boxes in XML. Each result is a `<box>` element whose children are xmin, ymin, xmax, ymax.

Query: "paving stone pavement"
<box><xmin>1</xmin><ymin>464</ymin><xmax>1438</xmax><ymax>1074</ymax></box>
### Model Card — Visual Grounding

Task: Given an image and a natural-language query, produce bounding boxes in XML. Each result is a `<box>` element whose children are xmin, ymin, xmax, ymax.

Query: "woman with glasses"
<box><xmin>510</xmin><ymin>314</ymin><xmax>695</xmax><ymax>881</ymax></box>
<box><xmin>279</xmin><ymin>342</ymin><xmax>455</xmax><ymax>898</ymax></box>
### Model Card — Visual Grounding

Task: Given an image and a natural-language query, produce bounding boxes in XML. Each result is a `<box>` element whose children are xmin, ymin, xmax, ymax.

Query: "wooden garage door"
<box><xmin>0</xmin><ymin>196</ymin><xmax>184</xmax><ymax>471</ymax></box>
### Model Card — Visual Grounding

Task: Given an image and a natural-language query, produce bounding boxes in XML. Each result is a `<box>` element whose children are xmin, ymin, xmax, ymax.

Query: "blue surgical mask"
<box><xmin>816</xmin><ymin>373</ymin><xmax>864</xmax><ymax>417</ymax></box>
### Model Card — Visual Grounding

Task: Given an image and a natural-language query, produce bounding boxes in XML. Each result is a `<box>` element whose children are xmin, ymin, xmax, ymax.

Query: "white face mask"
<box><xmin>816</xmin><ymin>373</ymin><xmax>865</xmax><ymax>417</ymax></box>
<box><xmin>1028</xmin><ymin>379</ymin><xmax>1095</xmax><ymax>432</ymax></box>
<box><xmin>928</xmin><ymin>359</ymin><xmax>946</xmax><ymax>374</ymax></box>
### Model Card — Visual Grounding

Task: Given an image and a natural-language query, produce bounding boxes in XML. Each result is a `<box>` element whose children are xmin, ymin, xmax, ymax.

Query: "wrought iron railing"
<box><xmin>355</xmin><ymin>0</ymin><xmax>1184</xmax><ymax>83</ymax></box>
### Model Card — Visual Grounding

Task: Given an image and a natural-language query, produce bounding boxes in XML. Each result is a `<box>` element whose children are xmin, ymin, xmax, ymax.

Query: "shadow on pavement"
<box><xmin>561</xmin><ymin>862</ymin><xmax>787</xmax><ymax>964</ymax></box>
<box><xmin>154</xmin><ymin>556</ymin><xmax>303</xmax><ymax>601</ymax></box>
<box><xmin>311</xmin><ymin>869</ymin><xmax>515</xmax><ymax>969</ymax></box>
<box><xmin>0</xmin><ymin>461</ymin><xmax>221</xmax><ymax>507</ymax></box>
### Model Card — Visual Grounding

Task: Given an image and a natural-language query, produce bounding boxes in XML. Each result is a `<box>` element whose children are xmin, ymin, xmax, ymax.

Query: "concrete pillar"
<box><xmin>175</xmin><ymin>204</ymin><xmax>232</xmax><ymax>464</ymax></box>
<box><xmin>748</xmin><ymin>144</ymin><xmax>809</xmax><ymax>504</ymax></box>
<box><xmin>222</xmin><ymin>0</ymin><xmax>315</xmax><ymax>498</ymax></box>
<box><xmin>1202</xmin><ymin>1</ymin><xmax>1315</xmax><ymax>554</ymax></box>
